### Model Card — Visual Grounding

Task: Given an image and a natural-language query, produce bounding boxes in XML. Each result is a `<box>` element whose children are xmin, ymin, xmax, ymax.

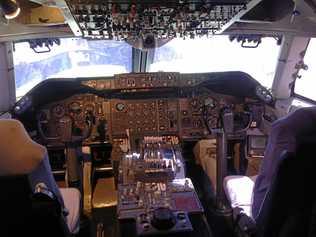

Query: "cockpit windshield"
<box><xmin>13</xmin><ymin>38</ymin><xmax>132</xmax><ymax>99</ymax></box>
<box><xmin>294</xmin><ymin>38</ymin><xmax>316</xmax><ymax>101</ymax></box>
<box><xmin>149</xmin><ymin>36</ymin><xmax>281</xmax><ymax>89</ymax></box>
<box><xmin>13</xmin><ymin>36</ymin><xmax>281</xmax><ymax>100</ymax></box>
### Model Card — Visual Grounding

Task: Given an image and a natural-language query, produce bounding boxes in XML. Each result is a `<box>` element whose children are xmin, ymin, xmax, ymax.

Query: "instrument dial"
<box><xmin>69</xmin><ymin>102</ymin><xmax>82</xmax><ymax>114</ymax></box>
<box><xmin>204</xmin><ymin>97</ymin><xmax>216</xmax><ymax>109</ymax></box>
<box><xmin>84</xmin><ymin>103</ymin><xmax>95</xmax><ymax>113</ymax></box>
<box><xmin>51</xmin><ymin>104</ymin><xmax>65</xmax><ymax>118</ymax></box>
<box><xmin>203</xmin><ymin>96</ymin><xmax>219</xmax><ymax>129</ymax></box>
<box><xmin>255</xmin><ymin>86</ymin><xmax>273</xmax><ymax>104</ymax></box>
<box><xmin>116</xmin><ymin>103</ymin><xmax>125</xmax><ymax>112</ymax></box>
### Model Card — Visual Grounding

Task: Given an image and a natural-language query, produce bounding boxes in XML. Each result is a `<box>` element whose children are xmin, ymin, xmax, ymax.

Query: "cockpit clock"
<box><xmin>116</xmin><ymin>103</ymin><xmax>126</xmax><ymax>112</ymax></box>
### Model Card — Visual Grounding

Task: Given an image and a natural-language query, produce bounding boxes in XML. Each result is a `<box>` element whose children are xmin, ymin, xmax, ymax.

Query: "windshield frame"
<box><xmin>292</xmin><ymin>38</ymin><xmax>316</xmax><ymax>104</ymax></box>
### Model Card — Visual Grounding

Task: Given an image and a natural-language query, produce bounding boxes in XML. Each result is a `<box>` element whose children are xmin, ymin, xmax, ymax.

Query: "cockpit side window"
<box><xmin>13</xmin><ymin>38</ymin><xmax>132</xmax><ymax>99</ymax></box>
<box><xmin>148</xmin><ymin>36</ymin><xmax>281</xmax><ymax>89</ymax></box>
<box><xmin>294</xmin><ymin>38</ymin><xmax>316</xmax><ymax>102</ymax></box>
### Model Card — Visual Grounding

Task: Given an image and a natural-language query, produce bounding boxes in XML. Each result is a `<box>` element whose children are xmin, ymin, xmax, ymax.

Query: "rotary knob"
<box><xmin>151</xmin><ymin>207</ymin><xmax>176</xmax><ymax>230</ymax></box>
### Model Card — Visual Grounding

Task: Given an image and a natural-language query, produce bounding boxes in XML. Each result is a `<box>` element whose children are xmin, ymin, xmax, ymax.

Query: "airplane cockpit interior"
<box><xmin>1</xmin><ymin>0</ymin><xmax>316</xmax><ymax>236</ymax></box>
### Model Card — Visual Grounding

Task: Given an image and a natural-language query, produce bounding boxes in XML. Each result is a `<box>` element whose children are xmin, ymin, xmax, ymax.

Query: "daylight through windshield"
<box><xmin>150</xmin><ymin>36</ymin><xmax>281</xmax><ymax>89</ymax></box>
<box><xmin>294</xmin><ymin>38</ymin><xmax>316</xmax><ymax>101</ymax></box>
<box><xmin>13</xmin><ymin>38</ymin><xmax>132</xmax><ymax>99</ymax></box>
<box><xmin>14</xmin><ymin>36</ymin><xmax>281</xmax><ymax>99</ymax></box>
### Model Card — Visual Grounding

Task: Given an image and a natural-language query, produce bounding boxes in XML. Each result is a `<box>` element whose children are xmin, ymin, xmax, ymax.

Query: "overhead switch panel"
<box><xmin>64</xmin><ymin>0</ymin><xmax>260</xmax><ymax>40</ymax></box>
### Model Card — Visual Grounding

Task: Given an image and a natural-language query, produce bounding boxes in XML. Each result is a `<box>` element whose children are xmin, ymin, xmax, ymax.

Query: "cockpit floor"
<box><xmin>185</xmin><ymin>161</ymin><xmax>235</xmax><ymax>237</ymax></box>
<box><xmin>59</xmin><ymin>174</ymin><xmax>118</xmax><ymax>237</ymax></box>
<box><xmin>91</xmin><ymin>206</ymin><xmax>118</xmax><ymax>237</ymax></box>
<box><xmin>92</xmin><ymin>177</ymin><xmax>117</xmax><ymax>209</ymax></box>
<box><xmin>90</xmin><ymin>175</ymin><xmax>118</xmax><ymax>237</ymax></box>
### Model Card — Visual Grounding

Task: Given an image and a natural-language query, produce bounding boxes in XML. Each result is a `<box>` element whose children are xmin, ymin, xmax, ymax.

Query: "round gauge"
<box><xmin>116</xmin><ymin>103</ymin><xmax>125</xmax><ymax>112</ymax></box>
<box><xmin>85</xmin><ymin>103</ymin><xmax>95</xmax><ymax>113</ymax></box>
<box><xmin>256</xmin><ymin>86</ymin><xmax>273</xmax><ymax>104</ymax></box>
<box><xmin>203</xmin><ymin>97</ymin><xmax>219</xmax><ymax>129</ymax></box>
<box><xmin>83</xmin><ymin>80</ymin><xmax>97</xmax><ymax>88</ymax></box>
<box><xmin>190</xmin><ymin>99</ymin><xmax>198</xmax><ymax>108</ymax></box>
<box><xmin>68</xmin><ymin>102</ymin><xmax>82</xmax><ymax>114</ymax></box>
<box><xmin>204</xmin><ymin>97</ymin><xmax>216</xmax><ymax>109</ymax></box>
<box><xmin>51</xmin><ymin>104</ymin><xmax>65</xmax><ymax>118</ymax></box>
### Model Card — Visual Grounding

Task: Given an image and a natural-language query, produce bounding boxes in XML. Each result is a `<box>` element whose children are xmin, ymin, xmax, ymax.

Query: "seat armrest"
<box><xmin>233</xmin><ymin>207</ymin><xmax>257</xmax><ymax>237</ymax></box>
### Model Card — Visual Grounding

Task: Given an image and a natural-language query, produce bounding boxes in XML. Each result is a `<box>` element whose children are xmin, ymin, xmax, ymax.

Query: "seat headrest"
<box><xmin>0</xmin><ymin>119</ymin><xmax>46</xmax><ymax>176</ymax></box>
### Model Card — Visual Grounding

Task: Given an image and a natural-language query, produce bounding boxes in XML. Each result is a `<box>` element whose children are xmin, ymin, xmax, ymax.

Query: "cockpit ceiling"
<box><xmin>65</xmin><ymin>0</ymin><xmax>254</xmax><ymax>40</ymax></box>
<box><xmin>2</xmin><ymin>0</ymin><xmax>316</xmax><ymax>42</ymax></box>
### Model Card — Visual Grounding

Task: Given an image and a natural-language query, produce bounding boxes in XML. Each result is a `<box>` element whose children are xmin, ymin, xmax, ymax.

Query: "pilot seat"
<box><xmin>0</xmin><ymin>119</ymin><xmax>81</xmax><ymax>236</ymax></box>
<box><xmin>223</xmin><ymin>107</ymin><xmax>316</xmax><ymax>237</ymax></box>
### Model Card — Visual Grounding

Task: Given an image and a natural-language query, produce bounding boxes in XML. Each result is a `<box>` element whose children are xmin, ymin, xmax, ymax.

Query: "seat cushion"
<box><xmin>60</xmin><ymin>188</ymin><xmax>81</xmax><ymax>234</ymax></box>
<box><xmin>223</xmin><ymin>175</ymin><xmax>257</xmax><ymax>218</ymax></box>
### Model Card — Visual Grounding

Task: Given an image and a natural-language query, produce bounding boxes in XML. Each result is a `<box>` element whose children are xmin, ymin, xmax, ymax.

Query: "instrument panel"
<box><xmin>111</xmin><ymin>99</ymin><xmax>159</xmax><ymax>135</ymax></box>
<box><xmin>37</xmin><ymin>94</ymin><xmax>109</xmax><ymax>142</ymax></box>
<box><xmin>179</xmin><ymin>96</ymin><xmax>220</xmax><ymax>139</ymax></box>
<box><xmin>37</xmin><ymin>92</ymin><xmax>228</xmax><ymax>143</ymax></box>
<box><xmin>114</xmin><ymin>73</ymin><xmax>179</xmax><ymax>89</ymax></box>
<box><xmin>33</xmin><ymin>72</ymin><xmax>266</xmax><ymax>145</ymax></box>
<box><xmin>80</xmin><ymin>72</ymin><xmax>209</xmax><ymax>90</ymax></box>
<box><xmin>111</xmin><ymin>99</ymin><xmax>179</xmax><ymax>136</ymax></box>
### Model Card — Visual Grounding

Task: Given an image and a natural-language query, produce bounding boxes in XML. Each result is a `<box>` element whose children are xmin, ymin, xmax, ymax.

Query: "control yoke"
<box><xmin>37</xmin><ymin>113</ymin><xmax>93</xmax><ymax>144</ymax></box>
<box><xmin>37</xmin><ymin>112</ymin><xmax>93</xmax><ymax>187</ymax></box>
<box><xmin>221</xmin><ymin>107</ymin><xmax>253</xmax><ymax>135</ymax></box>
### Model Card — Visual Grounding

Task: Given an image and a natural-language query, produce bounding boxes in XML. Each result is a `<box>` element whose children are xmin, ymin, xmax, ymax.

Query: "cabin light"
<box><xmin>0</xmin><ymin>0</ymin><xmax>21</xmax><ymax>20</ymax></box>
